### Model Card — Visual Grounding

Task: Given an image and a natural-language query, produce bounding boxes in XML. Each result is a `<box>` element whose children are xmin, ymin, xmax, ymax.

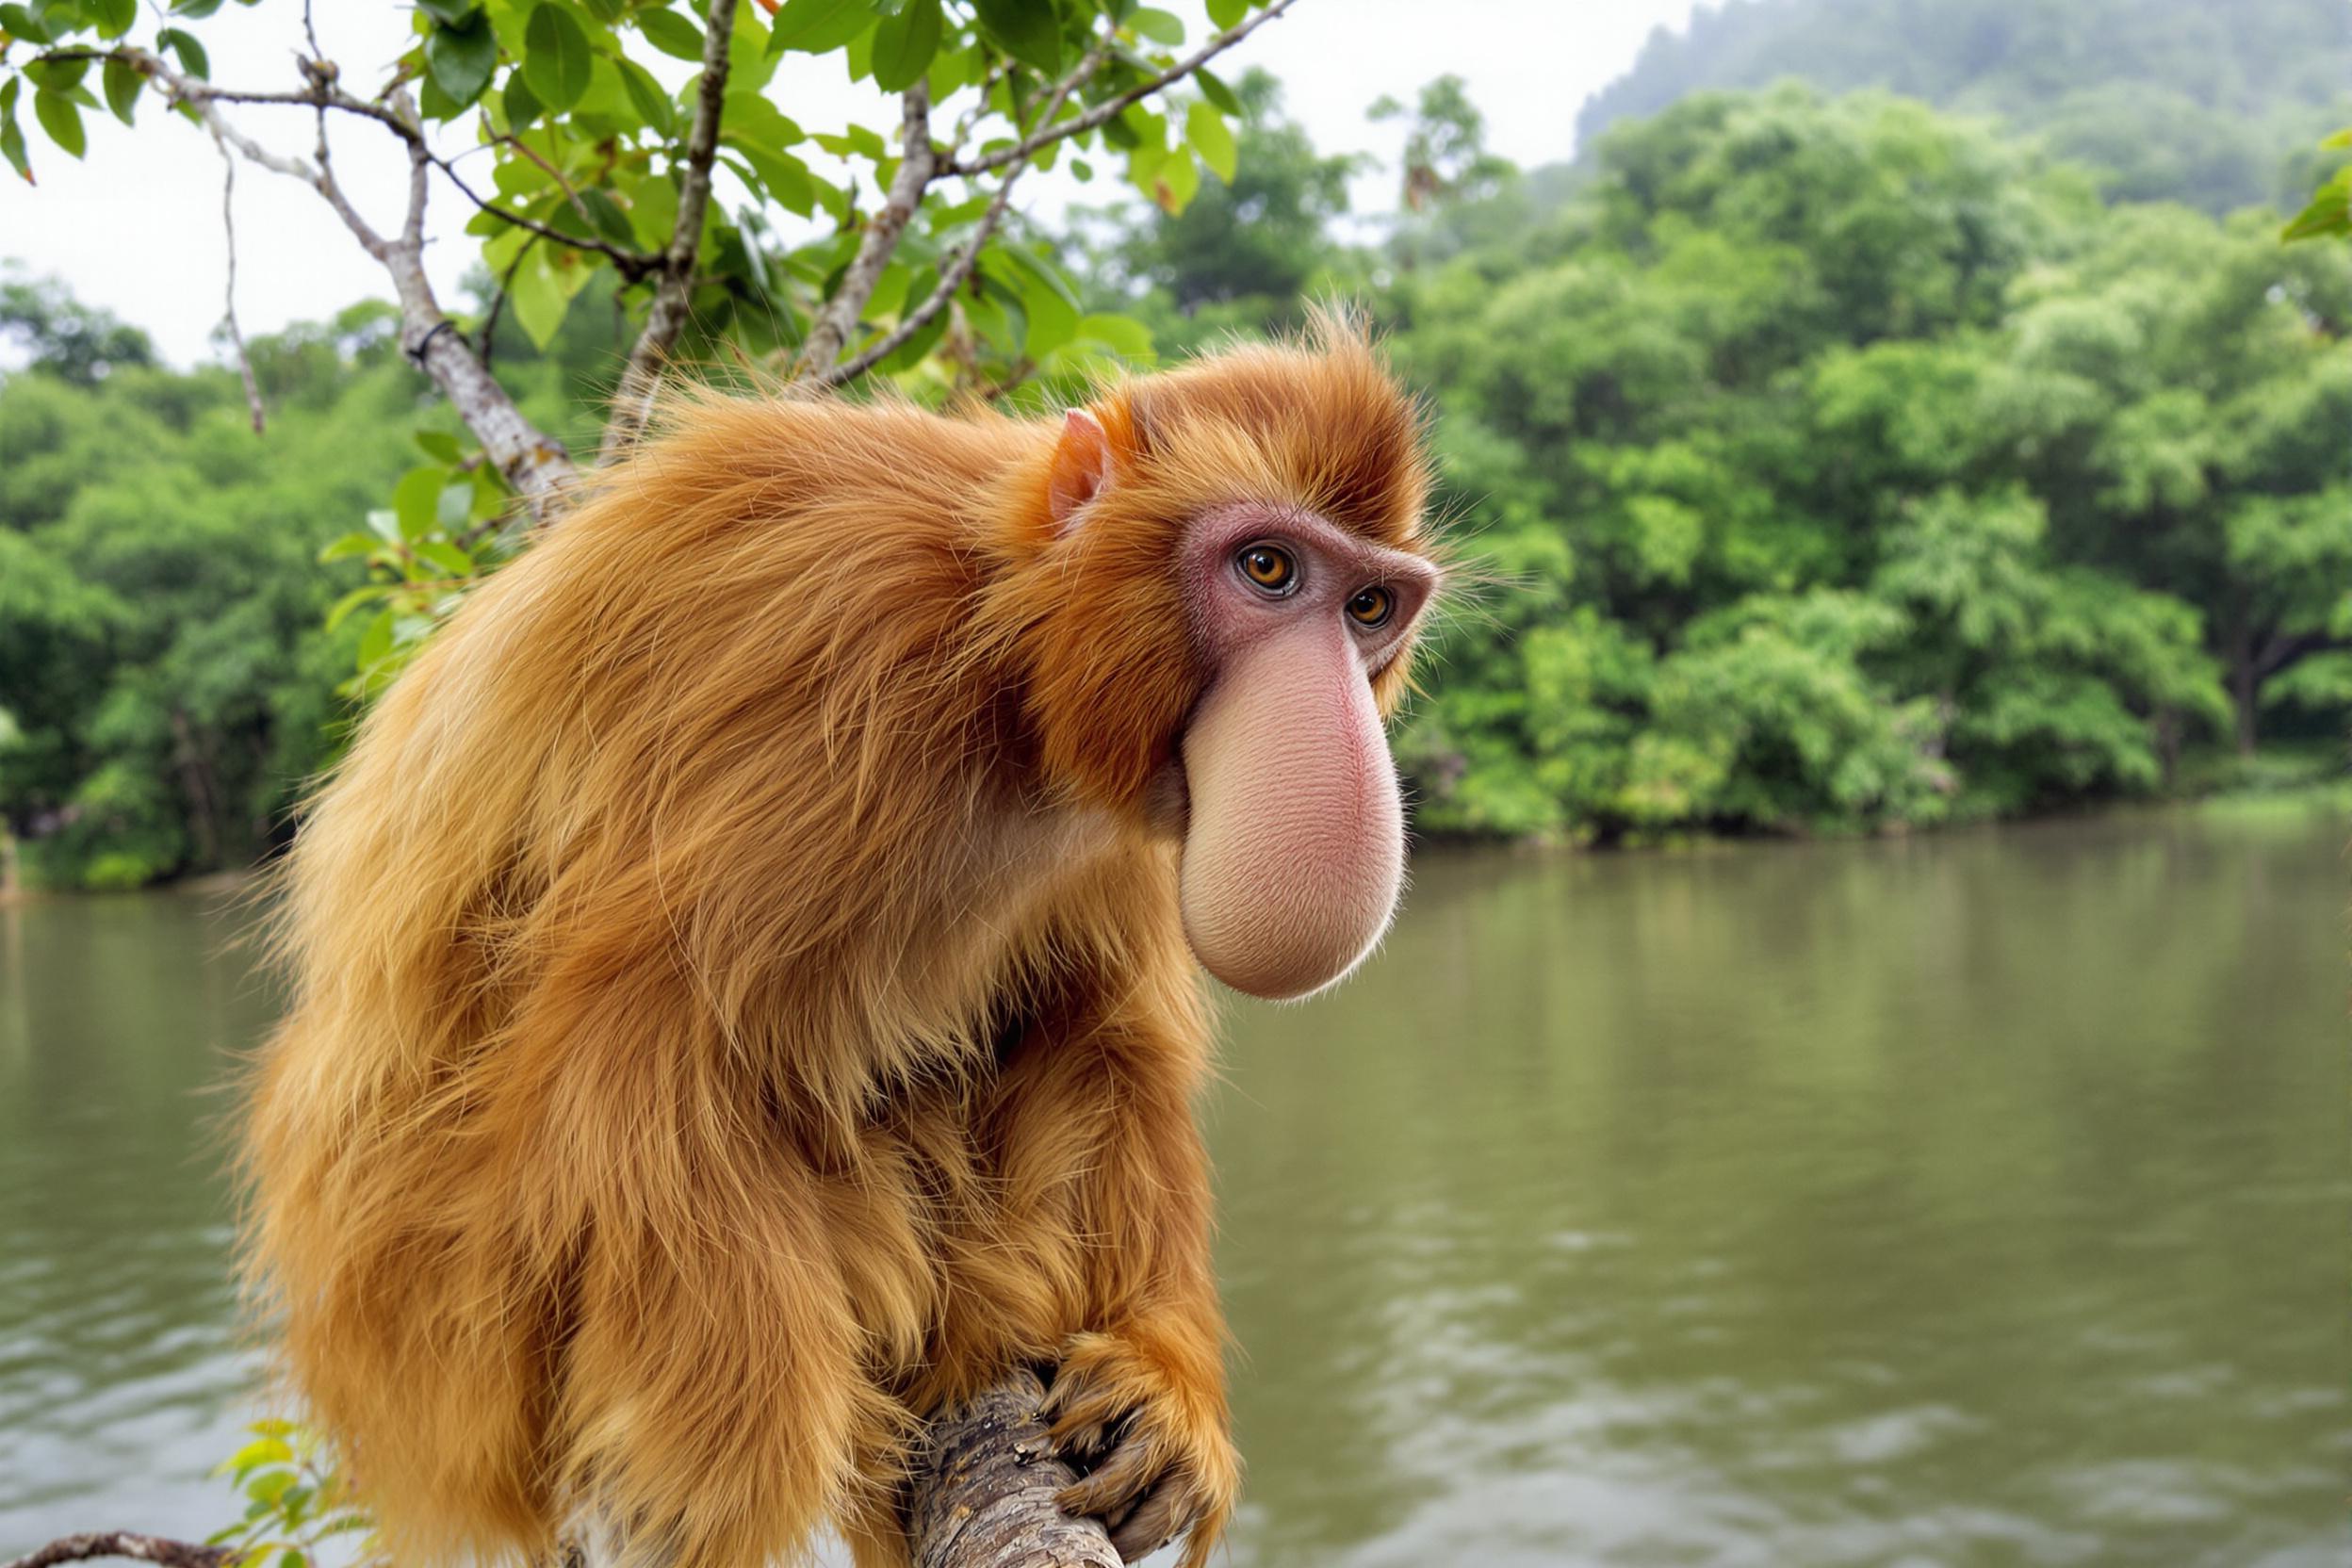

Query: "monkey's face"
<box><xmin>1168</xmin><ymin>502</ymin><xmax>1440</xmax><ymax>1002</ymax></box>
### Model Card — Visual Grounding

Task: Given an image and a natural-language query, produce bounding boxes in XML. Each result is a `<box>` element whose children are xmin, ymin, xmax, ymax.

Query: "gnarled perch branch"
<box><xmin>910</xmin><ymin>1369</ymin><xmax>1124</xmax><ymax>1568</ymax></box>
<box><xmin>4</xmin><ymin>1372</ymin><xmax>1124</xmax><ymax>1568</ymax></box>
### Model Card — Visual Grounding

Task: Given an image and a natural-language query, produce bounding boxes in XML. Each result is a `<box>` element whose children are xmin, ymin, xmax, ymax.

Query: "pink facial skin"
<box><xmin>1173</xmin><ymin>503</ymin><xmax>1440</xmax><ymax>1001</ymax></box>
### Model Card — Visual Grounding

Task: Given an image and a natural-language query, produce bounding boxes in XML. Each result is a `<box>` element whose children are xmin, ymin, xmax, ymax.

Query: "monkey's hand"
<box><xmin>1040</xmin><ymin>1326</ymin><xmax>1239</xmax><ymax>1565</ymax></box>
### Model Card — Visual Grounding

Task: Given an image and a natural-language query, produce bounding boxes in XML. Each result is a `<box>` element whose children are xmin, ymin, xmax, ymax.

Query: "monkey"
<box><xmin>242</xmin><ymin>315</ymin><xmax>1441</xmax><ymax>1568</ymax></box>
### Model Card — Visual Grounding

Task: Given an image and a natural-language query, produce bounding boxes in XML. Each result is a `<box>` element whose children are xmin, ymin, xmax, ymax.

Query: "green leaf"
<box><xmin>727</xmin><ymin>138</ymin><xmax>815</xmax><ymax>215</ymax></box>
<box><xmin>1185</xmin><ymin>100</ymin><xmax>1233</xmax><ymax>183</ymax></box>
<box><xmin>170</xmin><ymin>0</ymin><xmax>227</xmax><ymax>16</ymax></box>
<box><xmin>415</xmin><ymin>0</ymin><xmax>479</xmax><ymax>23</ymax></box>
<box><xmin>88</xmin><ymin>0</ymin><xmax>136</xmax><ymax>38</ymax></box>
<box><xmin>615</xmin><ymin>56</ymin><xmax>675</xmax><ymax>137</ymax></box>
<box><xmin>0</xmin><ymin>4</ymin><xmax>51</xmax><ymax>42</ymax></box>
<box><xmin>635</xmin><ymin>6</ymin><xmax>706</xmax><ymax>60</ymax></box>
<box><xmin>1151</xmin><ymin>144</ymin><xmax>1199</xmax><ymax>211</ymax></box>
<box><xmin>1195</xmin><ymin>66</ymin><xmax>1239</xmax><ymax>117</ymax></box>
<box><xmin>356</xmin><ymin>607</ymin><xmax>397</xmax><ymax>671</ymax></box>
<box><xmin>501</xmin><ymin>68</ymin><xmax>541</xmax><ymax>128</ymax></box>
<box><xmin>522</xmin><ymin>2</ymin><xmax>593</xmax><ymax>110</ymax></box>
<box><xmin>414</xmin><ymin>430</ymin><xmax>465</xmax><ymax>464</ymax></box>
<box><xmin>2319</xmin><ymin>126</ymin><xmax>2352</xmax><ymax>151</ymax></box>
<box><xmin>24</xmin><ymin>57</ymin><xmax>90</xmax><ymax>91</ymax></box>
<box><xmin>1204</xmin><ymin>0</ymin><xmax>1246</xmax><ymax>27</ymax></box>
<box><xmin>768</xmin><ymin>0</ymin><xmax>876</xmax><ymax>55</ymax></box>
<box><xmin>157</xmin><ymin>26</ymin><xmax>209</xmax><ymax>79</ymax></box>
<box><xmin>318</xmin><ymin>532</ymin><xmax>381</xmax><ymax>565</ymax></box>
<box><xmin>31</xmin><ymin>88</ymin><xmax>83</xmax><ymax>158</ymax></box>
<box><xmin>102</xmin><ymin>56</ymin><xmax>140</xmax><ymax>123</ymax></box>
<box><xmin>222</xmin><ymin>1437</ymin><xmax>295</xmax><ymax>1475</ymax></box>
<box><xmin>1</xmin><ymin>101</ymin><xmax>30</xmax><ymax>184</ymax></box>
<box><xmin>325</xmin><ymin>585</ymin><xmax>387</xmax><ymax>630</ymax></box>
<box><xmin>972</xmin><ymin>0</ymin><xmax>1061</xmax><ymax>74</ymax></box>
<box><xmin>1127</xmin><ymin>6</ymin><xmax>1181</xmax><ymax>43</ymax></box>
<box><xmin>1072</xmin><ymin>311</ymin><xmax>1152</xmax><ymax>362</ymax></box>
<box><xmin>393</xmin><ymin>467</ymin><xmax>449</xmax><ymax>541</ymax></box>
<box><xmin>424</xmin><ymin>9</ymin><xmax>498</xmax><ymax>106</ymax></box>
<box><xmin>415</xmin><ymin>539</ymin><xmax>476</xmax><ymax>577</ymax></box>
<box><xmin>868</xmin><ymin>0</ymin><xmax>939</xmax><ymax>91</ymax></box>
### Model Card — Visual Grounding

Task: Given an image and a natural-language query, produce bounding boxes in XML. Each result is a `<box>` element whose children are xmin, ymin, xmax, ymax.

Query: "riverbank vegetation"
<box><xmin>3</xmin><ymin>0</ymin><xmax>2344</xmax><ymax>889</ymax></box>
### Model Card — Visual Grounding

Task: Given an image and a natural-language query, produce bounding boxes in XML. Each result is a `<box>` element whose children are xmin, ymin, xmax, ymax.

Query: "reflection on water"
<box><xmin>4</xmin><ymin>808</ymin><xmax>2347</xmax><ymax>1564</ymax></box>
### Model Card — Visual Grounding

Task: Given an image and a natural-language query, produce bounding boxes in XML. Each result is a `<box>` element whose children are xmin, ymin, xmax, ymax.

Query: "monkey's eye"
<box><xmin>1347</xmin><ymin>585</ymin><xmax>1395</xmax><ymax>629</ymax></box>
<box><xmin>1236</xmin><ymin>544</ymin><xmax>1298</xmax><ymax>596</ymax></box>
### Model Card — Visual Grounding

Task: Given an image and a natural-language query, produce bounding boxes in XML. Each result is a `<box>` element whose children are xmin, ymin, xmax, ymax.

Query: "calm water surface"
<box><xmin>3</xmin><ymin>808</ymin><xmax>2345</xmax><ymax>1564</ymax></box>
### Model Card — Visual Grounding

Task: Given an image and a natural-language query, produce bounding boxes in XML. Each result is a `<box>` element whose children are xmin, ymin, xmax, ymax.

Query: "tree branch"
<box><xmin>0</xmin><ymin>1534</ymin><xmax>232</xmax><ymax>1568</ymax></box>
<box><xmin>10</xmin><ymin>1372</ymin><xmax>1124</xmax><ymax>1568</ymax></box>
<box><xmin>602</xmin><ymin>0</ymin><xmax>736</xmax><ymax>462</ymax></box>
<box><xmin>85</xmin><ymin>45</ymin><xmax>581</xmax><ymax>517</ymax></box>
<box><xmin>942</xmin><ymin>0</ymin><xmax>1300</xmax><ymax>178</ymax></box>
<box><xmin>815</xmin><ymin>155</ymin><xmax>1015</xmax><ymax>388</ymax></box>
<box><xmin>909</xmin><ymin>1369</ymin><xmax>1123</xmax><ymax>1568</ymax></box>
<box><xmin>792</xmin><ymin>81</ymin><xmax>939</xmax><ymax>379</ymax></box>
<box><xmin>204</xmin><ymin>119</ymin><xmax>266</xmax><ymax>433</ymax></box>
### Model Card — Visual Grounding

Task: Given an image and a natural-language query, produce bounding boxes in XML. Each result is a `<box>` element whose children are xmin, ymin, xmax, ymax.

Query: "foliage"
<box><xmin>2282</xmin><ymin>126</ymin><xmax>2352</xmax><ymax>242</ymax></box>
<box><xmin>0</xmin><ymin>294</ymin><xmax>456</xmax><ymax>888</ymax></box>
<box><xmin>4</xmin><ymin>56</ymin><xmax>2345</xmax><ymax>883</ymax></box>
<box><xmin>1574</xmin><ymin>0</ymin><xmax>2352</xmax><ymax>216</ymax></box>
<box><xmin>1382</xmin><ymin>86</ymin><xmax>2342</xmax><ymax>840</ymax></box>
<box><xmin>204</xmin><ymin>1418</ymin><xmax>383</xmax><ymax>1568</ymax></box>
<box><xmin>0</xmin><ymin>0</ymin><xmax>1251</xmax><ymax>382</ymax></box>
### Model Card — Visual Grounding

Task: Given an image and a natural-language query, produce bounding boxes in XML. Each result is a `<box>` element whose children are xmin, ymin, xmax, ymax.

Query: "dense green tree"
<box><xmin>1387</xmin><ymin>86</ymin><xmax>2332</xmax><ymax>840</ymax></box>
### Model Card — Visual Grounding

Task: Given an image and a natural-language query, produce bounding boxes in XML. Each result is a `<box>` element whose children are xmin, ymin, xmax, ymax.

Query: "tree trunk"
<box><xmin>2230</xmin><ymin>654</ymin><xmax>2260</xmax><ymax>759</ymax></box>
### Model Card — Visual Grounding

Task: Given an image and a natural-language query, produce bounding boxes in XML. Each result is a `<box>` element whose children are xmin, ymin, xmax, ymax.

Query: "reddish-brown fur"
<box><xmin>243</xmin><ymin>320</ymin><xmax>1434</xmax><ymax>1567</ymax></box>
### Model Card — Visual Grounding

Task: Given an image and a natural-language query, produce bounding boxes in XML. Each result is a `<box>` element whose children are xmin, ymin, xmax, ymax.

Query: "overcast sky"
<box><xmin>0</xmin><ymin>0</ymin><xmax>1703</xmax><ymax>366</ymax></box>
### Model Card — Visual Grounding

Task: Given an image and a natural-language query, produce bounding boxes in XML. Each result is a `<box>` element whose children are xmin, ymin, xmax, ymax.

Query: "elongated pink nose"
<box><xmin>1177</xmin><ymin>622</ymin><xmax>1405</xmax><ymax>1000</ymax></box>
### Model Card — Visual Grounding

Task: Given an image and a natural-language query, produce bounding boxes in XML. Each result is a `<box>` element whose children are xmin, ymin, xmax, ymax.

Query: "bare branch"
<box><xmin>792</xmin><ymin>82</ymin><xmax>939</xmax><ymax>380</ymax></box>
<box><xmin>196</xmin><ymin>117</ymin><xmax>267</xmax><ymax>433</ymax></box>
<box><xmin>943</xmin><ymin>0</ymin><xmax>1301</xmax><ymax>178</ymax></box>
<box><xmin>2</xmin><ymin>1533</ymin><xmax>233</xmax><ymax>1568</ymax></box>
<box><xmin>603</xmin><ymin>0</ymin><xmax>736</xmax><ymax>462</ymax></box>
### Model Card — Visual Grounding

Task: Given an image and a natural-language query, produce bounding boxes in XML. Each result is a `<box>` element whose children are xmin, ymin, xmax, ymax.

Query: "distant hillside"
<box><xmin>1575</xmin><ymin>0</ymin><xmax>2352</xmax><ymax>213</ymax></box>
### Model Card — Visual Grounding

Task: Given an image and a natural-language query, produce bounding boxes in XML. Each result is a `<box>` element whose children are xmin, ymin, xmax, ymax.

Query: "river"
<box><xmin>3</xmin><ymin>804</ymin><xmax>2344</xmax><ymax>1565</ymax></box>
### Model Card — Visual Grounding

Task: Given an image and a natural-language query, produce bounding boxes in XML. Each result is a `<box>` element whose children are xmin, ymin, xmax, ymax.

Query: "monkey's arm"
<box><xmin>980</xmin><ymin>988</ymin><xmax>1238</xmax><ymax>1568</ymax></box>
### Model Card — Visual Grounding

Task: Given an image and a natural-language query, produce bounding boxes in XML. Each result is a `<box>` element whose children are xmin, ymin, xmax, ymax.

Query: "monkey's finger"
<box><xmin>1107</xmin><ymin>1469</ymin><xmax>1197</xmax><ymax>1562</ymax></box>
<box><xmin>1056</xmin><ymin>1431</ymin><xmax>1172</xmax><ymax>1520</ymax></box>
<box><xmin>1046</xmin><ymin>1385</ymin><xmax>1137</xmax><ymax>1460</ymax></box>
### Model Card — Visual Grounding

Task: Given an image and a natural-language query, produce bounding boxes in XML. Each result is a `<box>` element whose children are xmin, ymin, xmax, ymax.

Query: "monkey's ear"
<box><xmin>1047</xmin><ymin>409</ymin><xmax>1114</xmax><ymax>533</ymax></box>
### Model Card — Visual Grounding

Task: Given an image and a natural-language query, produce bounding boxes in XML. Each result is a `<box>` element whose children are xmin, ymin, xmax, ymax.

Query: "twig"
<box><xmin>206</xmin><ymin>120</ymin><xmax>266</xmax><ymax>433</ymax></box>
<box><xmin>430</xmin><ymin>152</ymin><xmax>657</xmax><ymax>280</ymax></box>
<box><xmin>942</xmin><ymin>0</ymin><xmax>1301</xmax><ymax>178</ymax></box>
<box><xmin>478</xmin><ymin>232</ymin><xmax>538</xmax><ymax>368</ymax></box>
<box><xmin>792</xmin><ymin>81</ymin><xmax>939</xmax><ymax>379</ymax></box>
<box><xmin>602</xmin><ymin>0</ymin><xmax>736</xmax><ymax>461</ymax></box>
<box><xmin>1</xmin><ymin>1533</ymin><xmax>233</xmax><ymax>1568</ymax></box>
<box><xmin>813</xmin><ymin>31</ymin><xmax>1103</xmax><ymax>388</ymax></box>
<box><xmin>814</xmin><ymin>161</ymin><xmax>1014</xmax><ymax>387</ymax></box>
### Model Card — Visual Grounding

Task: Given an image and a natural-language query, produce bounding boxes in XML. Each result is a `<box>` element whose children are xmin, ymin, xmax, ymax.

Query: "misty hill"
<box><xmin>1574</xmin><ymin>0</ymin><xmax>2352</xmax><ymax>213</ymax></box>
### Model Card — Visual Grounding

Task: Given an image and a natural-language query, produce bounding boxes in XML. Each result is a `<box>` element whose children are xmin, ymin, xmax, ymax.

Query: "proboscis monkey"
<box><xmin>245</xmin><ymin>316</ymin><xmax>1441</xmax><ymax>1568</ymax></box>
